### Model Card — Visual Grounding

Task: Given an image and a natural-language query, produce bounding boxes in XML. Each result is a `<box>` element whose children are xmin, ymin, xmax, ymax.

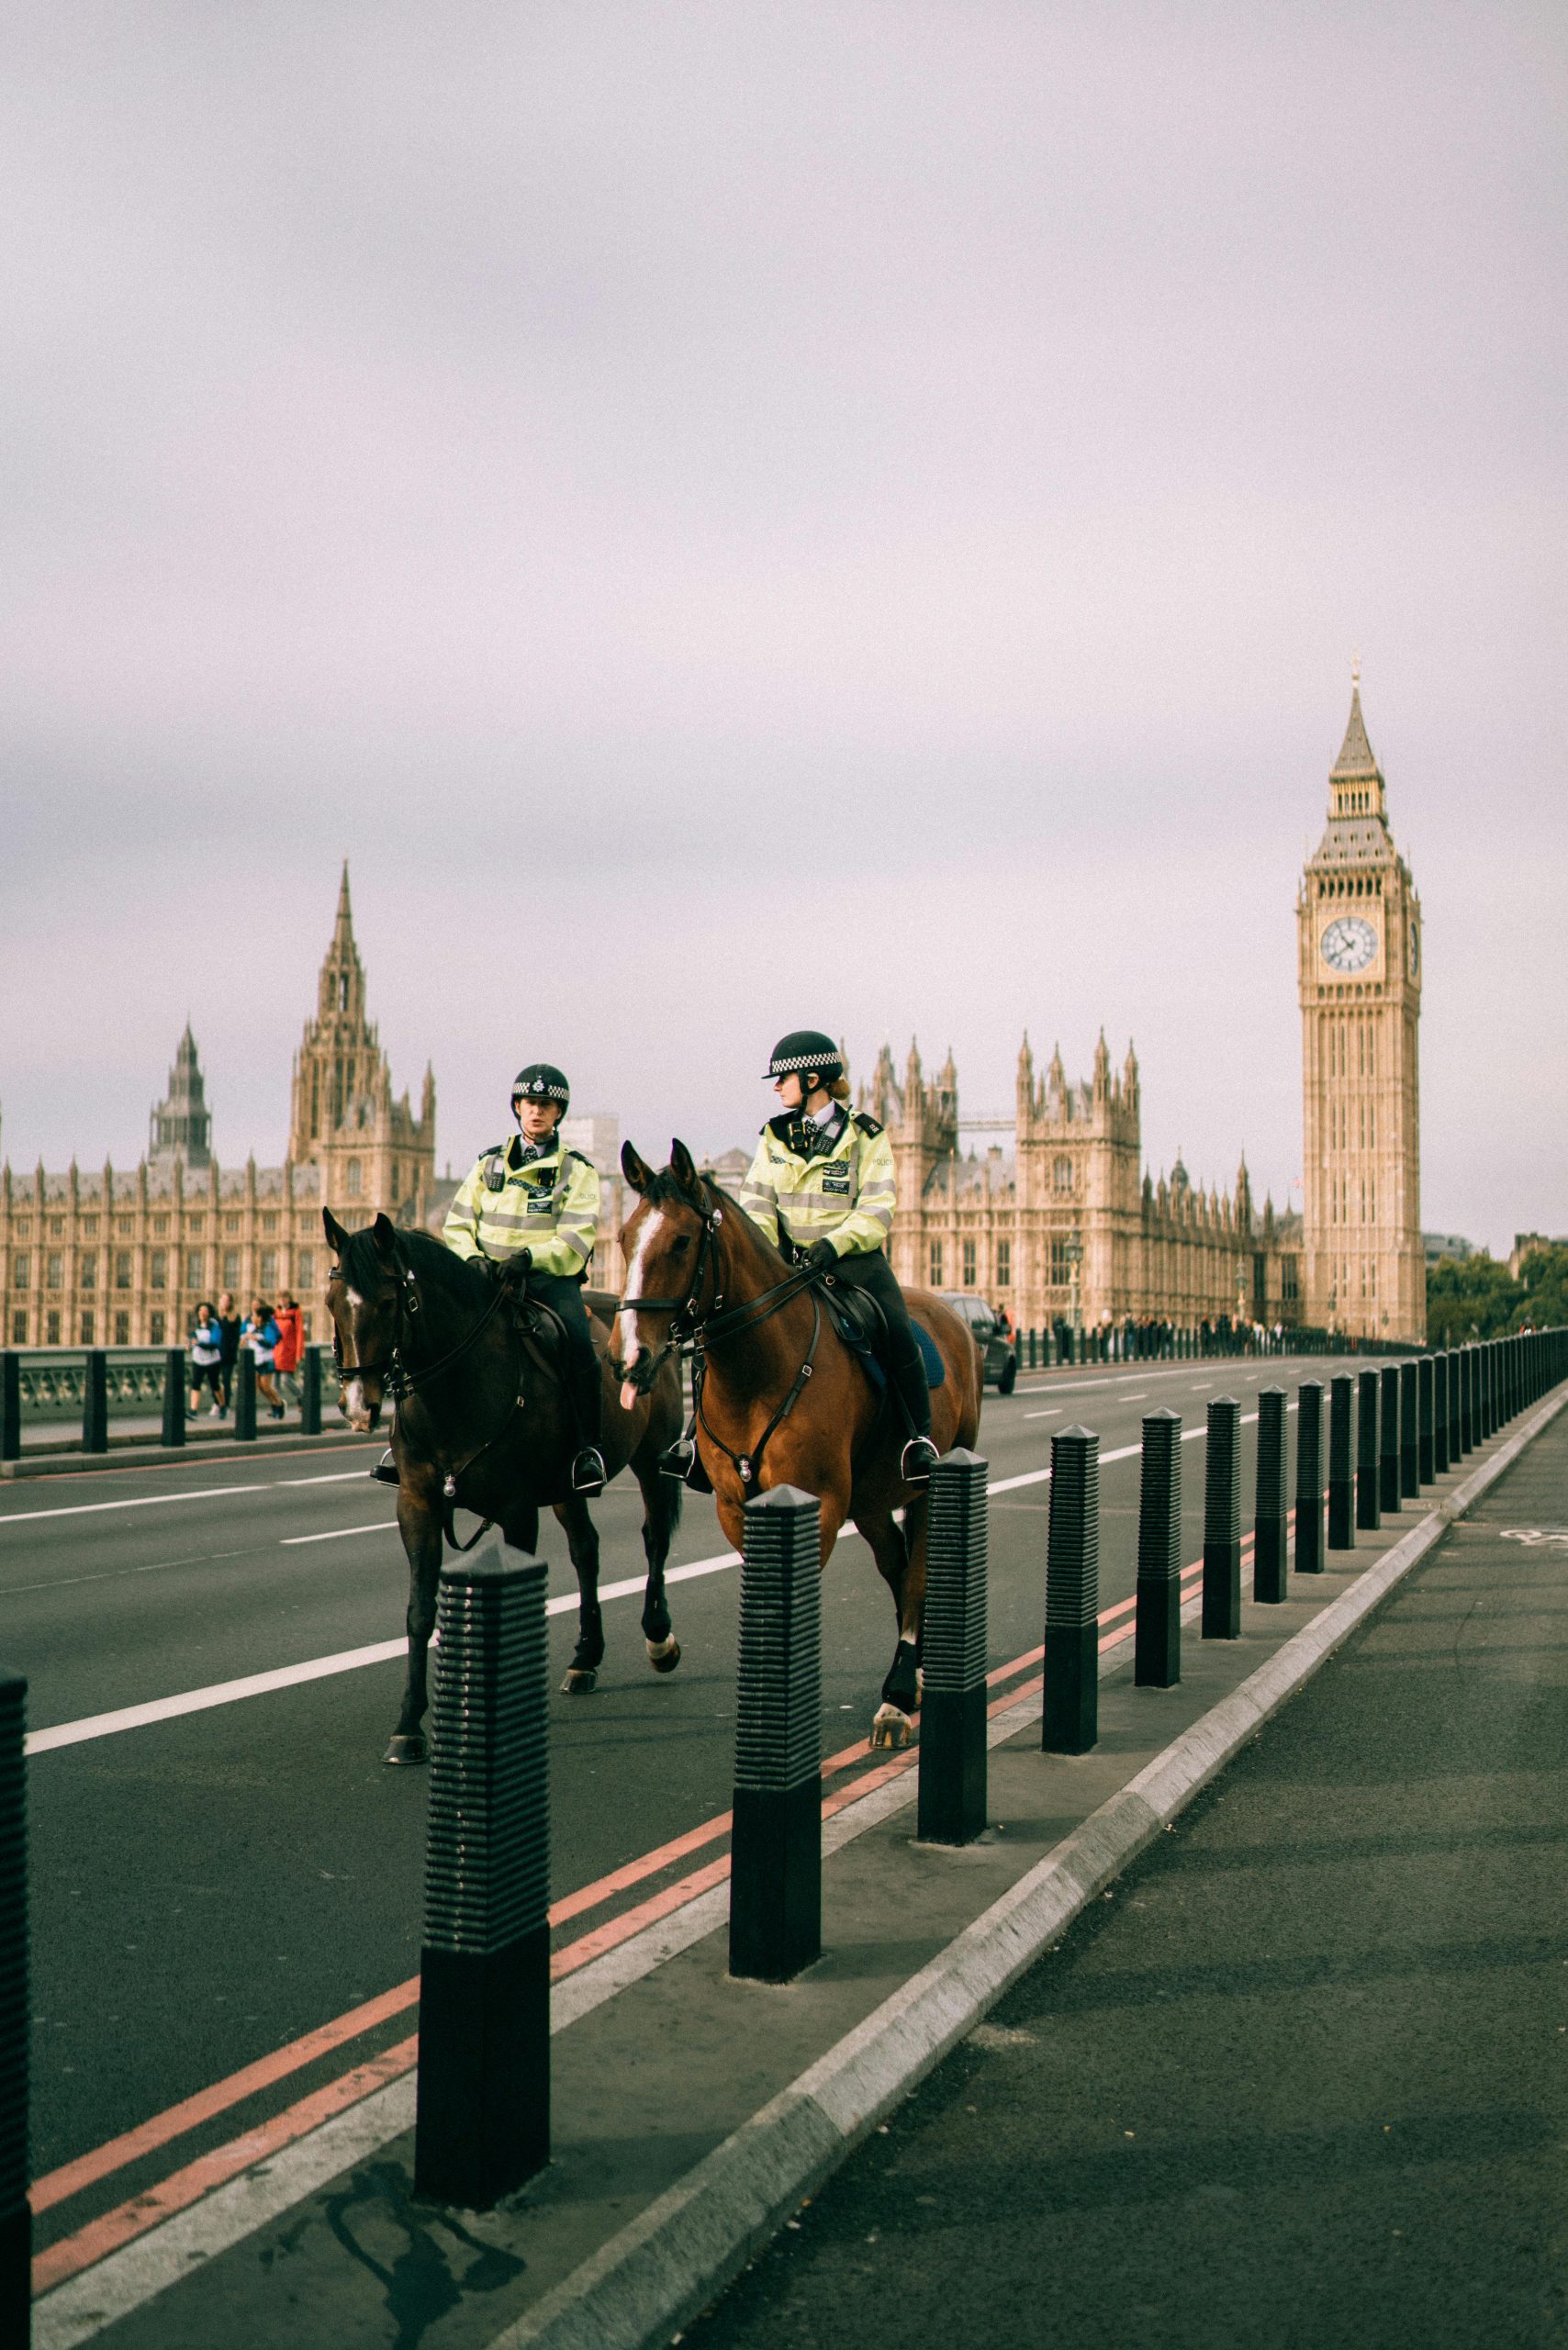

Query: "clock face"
<box><xmin>1320</xmin><ymin>914</ymin><xmax>1378</xmax><ymax>974</ymax></box>
<box><xmin>1408</xmin><ymin>923</ymin><xmax>1419</xmax><ymax>976</ymax></box>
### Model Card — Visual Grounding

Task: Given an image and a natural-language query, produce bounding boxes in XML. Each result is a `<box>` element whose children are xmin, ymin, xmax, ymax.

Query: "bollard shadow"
<box><xmin>267</xmin><ymin>2157</ymin><xmax>531</xmax><ymax>2350</ymax></box>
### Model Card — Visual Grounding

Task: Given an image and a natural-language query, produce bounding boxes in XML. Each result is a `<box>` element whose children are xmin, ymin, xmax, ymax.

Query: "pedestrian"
<box><xmin>241</xmin><ymin>1297</ymin><xmax>284</xmax><ymax>1417</ymax></box>
<box><xmin>188</xmin><ymin>1302</ymin><xmax>224</xmax><ymax>1416</ymax></box>
<box><xmin>215</xmin><ymin>1291</ymin><xmax>242</xmax><ymax>1414</ymax></box>
<box><xmin>273</xmin><ymin>1292</ymin><xmax>304</xmax><ymax>1416</ymax></box>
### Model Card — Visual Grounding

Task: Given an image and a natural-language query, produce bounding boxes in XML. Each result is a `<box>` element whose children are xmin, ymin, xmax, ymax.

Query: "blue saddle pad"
<box><xmin>826</xmin><ymin>1292</ymin><xmax>946</xmax><ymax>1391</ymax></box>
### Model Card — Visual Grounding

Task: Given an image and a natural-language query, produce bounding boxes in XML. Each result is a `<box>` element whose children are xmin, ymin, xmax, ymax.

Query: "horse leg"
<box><xmin>386</xmin><ymin>1493</ymin><xmax>442</xmax><ymax>1765</ymax></box>
<box><xmin>553</xmin><ymin>1494</ymin><xmax>605</xmax><ymax>1693</ymax></box>
<box><xmin>637</xmin><ymin>1463</ymin><xmax>683</xmax><ymax>1674</ymax></box>
<box><xmin>857</xmin><ymin>1503</ymin><xmax>922</xmax><ymax>1750</ymax></box>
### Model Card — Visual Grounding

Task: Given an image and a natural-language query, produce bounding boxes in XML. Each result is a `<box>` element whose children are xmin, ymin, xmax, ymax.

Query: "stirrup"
<box><xmin>658</xmin><ymin>1436</ymin><xmax>696</xmax><ymax>1482</ymax></box>
<box><xmin>370</xmin><ymin>1449</ymin><xmax>400</xmax><ymax>1488</ymax></box>
<box><xmin>570</xmin><ymin>1446</ymin><xmax>608</xmax><ymax>1494</ymax></box>
<box><xmin>900</xmin><ymin>1434</ymin><xmax>939</xmax><ymax>1483</ymax></box>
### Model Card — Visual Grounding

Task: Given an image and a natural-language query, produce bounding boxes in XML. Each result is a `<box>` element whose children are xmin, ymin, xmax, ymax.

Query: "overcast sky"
<box><xmin>2</xmin><ymin>4</ymin><xmax>1562</xmax><ymax>1253</ymax></box>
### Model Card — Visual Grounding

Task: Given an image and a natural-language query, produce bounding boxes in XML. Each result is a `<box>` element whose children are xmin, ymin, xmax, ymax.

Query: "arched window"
<box><xmin>1053</xmin><ymin>1156</ymin><xmax>1073</xmax><ymax>1194</ymax></box>
<box><xmin>345</xmin><ymin>1159</ymin><xmax>363</xmax><ymax>1198</ymax></box>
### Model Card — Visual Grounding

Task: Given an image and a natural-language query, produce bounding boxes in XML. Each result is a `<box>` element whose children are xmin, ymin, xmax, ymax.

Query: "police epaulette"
<box><xmin>565</xmin><ymin>1148</ymin><xmax>596</xmax><ymax>1170</ymax></box>
<box><xmin>853</xmin><ymin>1112</ymin><xmax>884</xmax><ymax>1138</ymax></box>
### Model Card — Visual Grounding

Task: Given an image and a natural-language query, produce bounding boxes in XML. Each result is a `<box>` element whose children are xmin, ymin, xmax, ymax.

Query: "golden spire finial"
<box><xmin>1351</xmin><ymin>649</ymin><xmax>1361</xmax><ymax>691</ymax></box>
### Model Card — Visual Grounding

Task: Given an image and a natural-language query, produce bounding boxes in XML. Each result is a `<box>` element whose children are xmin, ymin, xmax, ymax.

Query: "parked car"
<box><xmin>938</xmin><ymin>1292</ymin><xmax>1018</xmax><ymax>1393</ymax></box>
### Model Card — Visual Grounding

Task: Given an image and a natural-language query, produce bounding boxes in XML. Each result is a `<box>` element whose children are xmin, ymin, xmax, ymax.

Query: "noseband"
<box><xmin>330</xmin><ymin>1248</ymin><xmax>510</xmax><ymax>1398</ymax></box>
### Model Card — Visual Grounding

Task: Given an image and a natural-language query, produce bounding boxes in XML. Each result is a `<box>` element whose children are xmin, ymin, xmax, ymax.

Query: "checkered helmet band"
<box><xmin>765</xmin><ymin>1029</ymin><xmax>843</xmax><ymax>1082</ymax></box>
<box><xmin>511</xmin><ymin>1062</ymin><xmax>570</xmax><ymax>1106</ymax></box>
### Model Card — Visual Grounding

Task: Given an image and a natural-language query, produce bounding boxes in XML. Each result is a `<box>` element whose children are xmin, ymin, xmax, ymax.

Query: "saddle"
<box><xmin>821</xmin><ymin>1284</ymin><xmax>946</xmax><ymax>1392</ymax></box>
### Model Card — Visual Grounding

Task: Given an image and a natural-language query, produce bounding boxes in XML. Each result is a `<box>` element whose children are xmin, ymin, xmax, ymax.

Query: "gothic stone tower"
<box><xmin>1299</xmin><ymin>676</ymin><xmax>1423</xmax><ymax>1340</ymax></box>
<box><xmin>287</xmin><ymin>864</ymin><xmax>437</xmax><ymax>1223</ymax></box>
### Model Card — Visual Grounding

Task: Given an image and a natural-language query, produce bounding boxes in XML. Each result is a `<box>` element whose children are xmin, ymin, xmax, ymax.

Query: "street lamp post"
<box><xmin>1065</xmin><ymin>1229</ymin><xmax>1083</xmax><ymax>1342</ymax></box>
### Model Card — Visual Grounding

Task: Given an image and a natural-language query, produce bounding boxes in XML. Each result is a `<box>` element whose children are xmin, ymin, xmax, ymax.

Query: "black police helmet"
<box><xmin>765</xmin><ymin>1029</ymin><xmax>843</xmax><ymax>1085</ymax></box>
<box><xmin>511</xmin><ymin>1062</ymin><xmax>570</xmax><ymax>1114</ymax></box>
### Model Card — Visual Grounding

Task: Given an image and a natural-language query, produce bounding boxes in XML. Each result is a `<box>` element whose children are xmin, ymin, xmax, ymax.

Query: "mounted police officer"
<box><xmin>442</xmin><ymin>1062</ymin><xmax>608</xmax><ymax>1494</ymax></box>
<box><xmin>740</xmin><ymin>1029</ymin><xmax>940</xmax><ymax>1481</ymax></box>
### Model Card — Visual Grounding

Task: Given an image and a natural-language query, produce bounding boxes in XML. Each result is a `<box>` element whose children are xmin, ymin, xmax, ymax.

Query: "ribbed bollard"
<box><xmin>1417</xmin><ymin>1355</ymin><xmax>1436</xmax><ymax>1483</ymax></box>
<box><xmin>731</xmin><ymin>1485</ymin><xmax>822</xmax><ymax>1983</ymax></box>
<box><xmin>1484</xmin><ymin>1343</ymin><xmax>1497</xmax><ymax>1438</ymax></box>
<box><xmin>83</xmin><ymin>1349</ymin><xmax>108</xmax><ymax>1455</ymax></box>
<box><xmin>234</xmin><ymin>1348</ymin><xmax>257</xmax><ymax>1441</ymax></box>
<box><xmin>1135</xmin><ymin>1409</ymin><xmax>1182</xmax><ymax>1687</ymax></box>
<box><xmin>1356</xmin><ymin>1370</ymin><xmax>1381</xmax><ymax>1529</ymax></box>
<box><xmin>1379</xmin><ymin>1366</ymin><xmax>1401</xmax><ymax>1513</ymax></box>
<box><xmin>415</xmin><ymin>1539</ymin><xmax>550</xmax><ymax>2207</ymax></box>
<box><xmin>1460</xmin><ymin>1348</ymin><xmax>1475</xmax><ymax>1453</ymax></box>
<box><xmin>1432</xmin><ymin>1350</ymin><xmax>1450</xmax><ymax>1474</ymax></box>
<box><xmin>0</xmin><ymin>1359</ymin><xmax>17</xmax><ymax>1465</ymax></box>
<box><xmin>161</xmin><ymin>1348</ymin><xmax>186</xmax><ymax>1449</ymax></box>
<box><xmin>1202</xmin><ymin>1398</ymin><xmax>1242</xmax><ymax>1639</ymax></box>
<box><xmin>1295</xmin><ymin>1381</ymin><xmax>1324</xmax><ymax>1573</ymax></box>
<box><xmin>0</xmin><ymin>1671</ymin><xmax>28</xmax><ymax>2344</ymax></box>
<box><xmin>1399</xmin><ymin>1360</ymin><xmax>1418</xmax><ymax>1498</ymax></box>
<box><xmin>1451</xmin><ymin>1349</ymin><xmax>1467</xmax><ymax>1457</ymax></box>
<box><xmin>917</xmin><ymin>1450</ymin><xmax>989</xmax><ymax>1845</ymax></box>
<box><xmin>1327</xmin><ymin>1374</ymin><xmax>1355</xmax><ymax>1550</ymax></box>
<box><xmin>1043</xmin><ymin>1427</ymin><xmax>1099</xmax><ymax>1752</ymax></box>
<box><xmin>301</xmin><ymin>1347</ymin><xmax>322</xmax><ymax>1437</ymax></box>
<box><xmin>1253</xmin><ymin>1387</ymin><xmax>1288</xmax><ymax>1604</ymax></box>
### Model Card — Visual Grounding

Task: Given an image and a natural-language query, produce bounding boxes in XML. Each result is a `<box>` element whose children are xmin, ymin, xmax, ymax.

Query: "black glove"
<box><xmin>805</xmin><ymin>1240</ymin><xmax>837</xmax><ymax>1272</ymax></box>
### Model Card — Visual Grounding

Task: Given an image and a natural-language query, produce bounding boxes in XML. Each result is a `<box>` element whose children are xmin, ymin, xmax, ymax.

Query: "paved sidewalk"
<box><xmin>685</xmin><ymin>1407</ymin><xmax>1568</xmax><ymax>2350</ymax></box>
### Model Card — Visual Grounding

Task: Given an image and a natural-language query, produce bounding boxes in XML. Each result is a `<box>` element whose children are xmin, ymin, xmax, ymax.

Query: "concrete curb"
<box><xmin>487</xmin><ymin>1382</ymin><xmax>1568</xmax><ymax>2350</ymax></box>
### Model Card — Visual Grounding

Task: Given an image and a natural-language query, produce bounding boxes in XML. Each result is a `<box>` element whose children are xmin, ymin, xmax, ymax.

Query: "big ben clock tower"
<box><xmin>1299</xmin><ymin>669</ymin><xmax>1424</xmax><ymax>1341</ymax></box>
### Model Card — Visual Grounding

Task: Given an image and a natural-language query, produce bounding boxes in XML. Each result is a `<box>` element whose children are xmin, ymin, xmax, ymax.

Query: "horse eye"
<box><xmin>671</xmin><ymin>1236</ymin><xmax>691</xmax><ymax>1256</ymax></box>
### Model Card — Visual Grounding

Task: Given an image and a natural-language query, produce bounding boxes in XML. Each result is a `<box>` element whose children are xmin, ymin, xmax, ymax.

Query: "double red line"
<box><xmin>33</xmin><ymin>1528</ymin><xmax>1263</xmax><ymax>2297</ymax></box>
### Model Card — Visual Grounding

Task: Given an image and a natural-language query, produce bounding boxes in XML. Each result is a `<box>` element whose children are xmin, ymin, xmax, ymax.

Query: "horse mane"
<box><xmin>641</xmin><ymin>1169</ymin><xmax>790</xmax><ymax>1280</ymax></box>
<box><xmin>338</xmin><ymin>1223</ymin><xmax>486</xmax><ymax>1302</ymax></box>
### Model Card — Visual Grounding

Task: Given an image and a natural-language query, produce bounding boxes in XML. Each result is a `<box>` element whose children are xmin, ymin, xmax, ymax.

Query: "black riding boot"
<box><xmin>891</xmin><ymin>1348</ymin><xmax>939</xmax><ymax>1482</ymax></box>
<box><xmin>569</xmin><ymin>1357</ymin><xmax>607</xmax><ymax>1494</ymax></box>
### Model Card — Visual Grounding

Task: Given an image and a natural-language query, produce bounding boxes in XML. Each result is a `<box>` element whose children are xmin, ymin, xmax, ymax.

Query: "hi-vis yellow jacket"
<box><xmin>443</xmin><ymin>1137</ymin><xmax>600</xmax><ymax>1278</ymax></box>
<box><xmin>739</xmin><ymin>1112</ymin><xmax>896</xmax><ymax>1259</ymax></box>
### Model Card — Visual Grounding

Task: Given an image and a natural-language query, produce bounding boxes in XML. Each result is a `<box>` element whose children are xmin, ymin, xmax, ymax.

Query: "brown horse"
<box><xmin>322</xmin><ymin>1211</ymin><xmax>687</xmax><ymax>1762</ymax></box>
<box><xmin>613</xmin><ymin>1143</ymin><xmax>980</xmax><ymax>1745</ymax></box>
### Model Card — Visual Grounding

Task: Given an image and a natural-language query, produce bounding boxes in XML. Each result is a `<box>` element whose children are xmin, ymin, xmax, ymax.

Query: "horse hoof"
<box><xmin>646</xmin><ymin>1636</ymin><xmax>682</xmax><ymax>1675</ymax></box>
<box><xmin>561</xmin><ymin>1667</ymin><xmax>599</xmax><ymax>1695</ymax></box>
<box><xmin>868</xmin><ymin>1706</ymin><xmax>915</xmax><ymax>1751</ymax></box>
<box><xmin>384</xmin><ymin>1734</ymin><xmax>428</xmax><ymax>1766</ymax></box>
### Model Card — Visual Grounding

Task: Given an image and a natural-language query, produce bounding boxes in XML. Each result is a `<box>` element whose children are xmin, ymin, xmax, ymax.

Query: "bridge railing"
<box><xmin>0</xmin><ymin>1342</ymin><xmax>337</xmax><ymax>1460</ymax></box>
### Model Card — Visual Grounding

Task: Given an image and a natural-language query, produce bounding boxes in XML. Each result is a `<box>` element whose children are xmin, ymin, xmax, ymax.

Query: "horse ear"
<box><xmin>622</xmin><ymin>1140</ymin><xmax>654</xmax><ymax>1194</ymax></box>
<box><xmin>371</xmin><ymin>1213</ymin><xmax>398</xmax><ymax>1255</ymax></box>
<box><xmin>669</xmin><ymin>1139</ymin><xmax>701</xmax><ymax>1201</ymax></box>
<box><xmin>323</xmin><ymin>1207</ymin><xmax>350</xmax><ymax>1255</ymax></box>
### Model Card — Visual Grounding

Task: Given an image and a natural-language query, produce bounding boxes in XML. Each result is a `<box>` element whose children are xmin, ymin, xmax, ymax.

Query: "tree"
<box><xmin>1426</xmin><ymin>1252</ymin><xmax>1520</xmax><ymax>1345</ymax></box>
<box><xmin>1518</xmin><ymin>1243</ymin><xmax>1568</xmax><ymax>1332</ymax></box>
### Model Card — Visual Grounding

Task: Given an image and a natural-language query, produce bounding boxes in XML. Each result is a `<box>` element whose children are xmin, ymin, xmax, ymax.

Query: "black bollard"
<box><xmin>301</xmin><ymin>1346</ymin><xmax>322</xmax><ymax>1437</ymax></box>
<box><xmin>1135</xmin><ymin>1409</ymin><xmax>1182</xmax><ymax>1686</ymax></box>
<box><xmin>82</xmin><ymin>1348</ymin><xmax>108</xmax><ymax>1455</ymax></box>
<box><xmin>1459</xmin><ymin>1348</ymin><xmax>1474</xmax><ymax>1454</ymax></box>
<box><xmin>1433</xmin><ymin>1350</ymin><xmax>1450</xmax><ymax>1474</ymax></box>
<box><xmin>0</xmin><ymin>1670</ymin><xmax>27</xmax><ymax>2346</ymax></box>
<box><xmin>1295</xmin><ymin>1381</ymin><xmax>1325</xmax><ymax>1573</ymax></box>
<box><xmin>1356</xmin><ymin>1370</ymin><xmax>1381</xmax><ymax>1529</ymax></box>
<box><xmin>1450</xmin><ymin>1349</ymin><xmax>1465</xmax><ymax>1457</ymax></box>
<box><xmin>162</xmin><ymin>1348</ymin><xmax>186</xmax><ymax>1449</ymax></box>
<box><xmin>1202</xmin><ymin>1398</ymin><xmax>1242</xmax><ymax>1639</ymax></box>
<box><xmin>730</xmin><ymin>1485</ymin><xmax>822</xmax><ymax>1982</ymax></box>
<box><xmin>415</xmin><ymin>1539</ymin><xmax>550</xmax><ymax>2207</ymax></box>
<box><xmin>1327</xmin><ymin>1374</ymin><xmax>1355</xmax><ymax>1549</ymax></box>
<box><xmin>1484</xmin><ymin>1342</ymin><xmax>1498</xmax><ymax>1436</ymax></box>
<box><xmin>234</xmin><ymin>1348</ymin><xmax>257</xmax><ymax>1441</ymax></box>
<box><xmin>1399</xmin><ymin>1360</ymin><xmax>1418</xmax><ymax>1498</ymax></box>
<box><xmin>1253</xmin><ymin>1387</ymin><xmax>1288</xmax><ymax>1603</ymax></box>
<box><xmin>1043</xmin><ymin>1427</ymin><xmax>1099</xmax><ymax>1752</ymax></box>
<box><xmin>917</xmin><ymin>1449</ymin><xmax>989</xmax><ymax>1845</ymax></box>
<box><xmin>1418</xmin><ymin>1355</ymin><xmax>1436</xmax><ymax>1482</ymax></box>
<box><xmin>0</xmin><ymin>1357</ymin><xmax>17</xmax><ymax>1465</ymax></box>
<box><xmin>1379</xmin><ymin>1365</ymin><xmax>1401</xmax><ymax>1512</ymax></box>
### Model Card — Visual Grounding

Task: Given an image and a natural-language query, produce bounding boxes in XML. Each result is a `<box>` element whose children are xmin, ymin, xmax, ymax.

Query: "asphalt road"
<box><xmin>682</xmin><ymin>1402</ymin><xmax>1568</xmax><ymax>2350</ymax></box>
<box><xmin>0</xmin><ymin>1350</ymin><xmax>1361</xmax><ymax>2220</ymax></box>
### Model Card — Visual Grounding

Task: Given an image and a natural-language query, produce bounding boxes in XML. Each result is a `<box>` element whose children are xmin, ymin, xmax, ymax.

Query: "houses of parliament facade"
<box><xmin>0</xmin><ymin>684</ymin><xmax>1425</xmax><ymax>1350</ymax></box>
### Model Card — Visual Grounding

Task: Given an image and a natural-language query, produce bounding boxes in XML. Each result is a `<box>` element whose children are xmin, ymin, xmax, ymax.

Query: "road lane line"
<box><xmin>0</xmin><ymin>1484</ymin><xmax>270</xmax><ymax>1528</ymax></box>
<box><xmin>282</xmin><ymin>1521</ymin><xmax>398</xmax><ymax>1545</ymax></box>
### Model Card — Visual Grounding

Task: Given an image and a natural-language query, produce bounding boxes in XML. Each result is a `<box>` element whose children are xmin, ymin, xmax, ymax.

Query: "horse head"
<box><xmin>614</xmin><ymin>1138</ymin><xmax>715</xmax><ymax>1399</ymax></box>
<box><xmin>323</xmin><ymin>1208</ymin><xmax>403</xmax><ymax>1431</ymax></box>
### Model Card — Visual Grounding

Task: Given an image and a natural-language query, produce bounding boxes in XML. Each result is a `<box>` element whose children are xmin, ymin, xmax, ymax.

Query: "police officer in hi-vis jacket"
<box><xmin>740</xmin><ymin>1029</ymin><xmax>939</xmax><ymax>1481</ymax></box>
<box><xmin>442</xmin><ymin>1061</ymin><xmax>608</xmax><ymax>1494</ymax></box>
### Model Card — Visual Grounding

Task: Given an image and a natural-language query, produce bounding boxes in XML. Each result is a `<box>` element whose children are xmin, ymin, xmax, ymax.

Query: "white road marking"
<box><xmin>1024</xmin><ymin>1407</ymin><xmax>1062</xmax><ymax>1420</ymax></box>
<box><xmin>0</xmin><ymin>1484</ymin><xmax>270</xmax><ymax>1528</ymax></box>
<box><xmin>283</xmin><ymin>1522</ymin><xmax>398</xmax><ymax>1546</ymax></box>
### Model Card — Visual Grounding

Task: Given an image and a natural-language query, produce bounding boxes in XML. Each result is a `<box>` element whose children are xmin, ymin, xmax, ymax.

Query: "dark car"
<box><xmin>938</xmin><ymin>1292</ymin><xmax>1018</xmax><ymax>1393</ymax></box>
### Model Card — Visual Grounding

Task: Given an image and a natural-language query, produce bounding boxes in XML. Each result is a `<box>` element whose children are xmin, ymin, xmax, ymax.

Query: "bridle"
<box><xmin>619</xmin><ymin>1181</ymin><xmax>834</xmax><ymax>1491</ymax></box>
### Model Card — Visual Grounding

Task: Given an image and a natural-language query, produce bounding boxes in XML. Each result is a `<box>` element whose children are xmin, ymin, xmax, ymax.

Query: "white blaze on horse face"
<box><xmin>344</xmin><ymin>1377</ymin><xmax>370</xmax><ymax>1428</ymax></box>
<box><xmin>619</xmin><ymin>1207</ymin><xmax>668</xmax><ymax>1372</ymax></box>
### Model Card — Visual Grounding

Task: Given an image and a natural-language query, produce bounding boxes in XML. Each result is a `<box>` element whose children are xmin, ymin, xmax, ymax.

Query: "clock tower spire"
<box><xmin>1298</xmin><ymin>672</ymin><xmax>1423</xmax><ymax>1340</ymax></box>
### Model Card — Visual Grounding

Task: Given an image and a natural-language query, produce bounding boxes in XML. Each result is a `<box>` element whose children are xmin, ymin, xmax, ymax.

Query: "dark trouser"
<box><xmin>828</xmin><ymin>1250</ymin><xmax>931</xmax><ymax>1438</ymax></box>
<box><xmin>526</xmin><ymin>1272</ymin><xmax>602</xmax><ymax>1447</ymax></box>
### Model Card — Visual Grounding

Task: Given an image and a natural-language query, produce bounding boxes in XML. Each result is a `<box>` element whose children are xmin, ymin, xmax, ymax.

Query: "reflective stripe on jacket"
<box><xmin>443</xmin><ymin>1138</ymin><xmax>599</xmax><ymax>1277</ymax></box>
<box><xmin>738</xmin><ymin>1113</ymin><xmax>895</xmax><ymax>1259</ymax></box>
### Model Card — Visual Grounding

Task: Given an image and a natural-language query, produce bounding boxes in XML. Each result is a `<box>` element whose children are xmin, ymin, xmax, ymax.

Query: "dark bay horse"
<box><xmin>323</xmin><ymin>1211</ymin><xmax>686</xmax><ymax>1762</ymax></box>
<box><xmin>613</xmin><ymin>1143</ymin><xmax>980</xmax><ymax>1746</ymax></box>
